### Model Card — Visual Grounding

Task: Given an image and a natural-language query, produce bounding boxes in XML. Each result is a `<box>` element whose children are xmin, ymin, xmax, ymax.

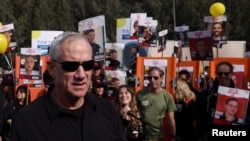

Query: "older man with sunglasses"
<box><xmin>136</xmin><ymin>67</ymin><xmax>177</xmax><ymax>141</ymax></box>
<box><xmin>196</xmin><ymin>61</ymin><xmax>237</xmax><ymax>141</ymax></box>
<box><xmin>10</xmin><ymin>32</ymin><xmax>127</xmax><ymax>141</ymax></box>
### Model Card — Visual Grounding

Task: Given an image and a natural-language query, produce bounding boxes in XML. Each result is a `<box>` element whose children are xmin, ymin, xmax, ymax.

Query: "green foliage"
<box><xmin>0</xmin><ymin>0</ymin><xmax>249</xmax><ymax>51</ymax></box>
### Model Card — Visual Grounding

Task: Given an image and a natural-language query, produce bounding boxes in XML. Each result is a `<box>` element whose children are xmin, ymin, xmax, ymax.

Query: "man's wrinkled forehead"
<box><xmin>60</xmin><ymin>37</ymin><xmax>92</xmax><ymax>56</ymax></box>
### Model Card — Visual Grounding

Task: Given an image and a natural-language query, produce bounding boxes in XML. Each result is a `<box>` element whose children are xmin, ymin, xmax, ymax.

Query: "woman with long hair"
<box><xmin>174</xmin><ymin>79</ymin><xmax>197</xmax><ymax>141</ymax></box>
<box><xmin>2</xmin><ymin>85</ymin><xmax>30</xmax><ymax>140</ymax></box>
<box><xmin>114</xmin><ymin>85</ymin><xmax>143</xmax><ymax>141</ymax></box>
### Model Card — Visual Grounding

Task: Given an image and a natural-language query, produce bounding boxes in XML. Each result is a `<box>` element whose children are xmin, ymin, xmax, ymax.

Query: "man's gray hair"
<box><xmin>49</xmin><ymin>31</ymin><xmax>90</xmax><ymax>61</ymax></box>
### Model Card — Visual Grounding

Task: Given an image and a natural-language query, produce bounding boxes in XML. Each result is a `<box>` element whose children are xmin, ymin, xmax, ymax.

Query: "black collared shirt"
<box><xmin>10</xmin><ymin>85</ymin><xmax>127</xmax><ymax>141</ymax></box>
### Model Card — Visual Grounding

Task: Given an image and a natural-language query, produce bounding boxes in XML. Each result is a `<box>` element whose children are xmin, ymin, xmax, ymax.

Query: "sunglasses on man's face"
<box><xmin>53</xmin><ymin>60</ymin><xmax>95</xmax><ymax>72</ymax></box>
<box><xmin>148</xmin><ymin>76</ymin><xmax>160</xmax><ymax>80</ymax></box>
<box><xmin>217</xmin><ymin>72</ymin><xmax>231</xmax><ymax>76</ymax></box>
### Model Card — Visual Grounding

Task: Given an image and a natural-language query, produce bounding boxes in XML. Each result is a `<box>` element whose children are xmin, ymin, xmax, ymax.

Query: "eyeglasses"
<box><xmin>148</xmin><ymin>76</ymin><xmax>159</xmax><ymax>80</ymax></box>
<box><xmin>217</xmin><ymin>72</ymin><xmax>231</xmax><ymax>76</ymax></box>
<box><xmin>53</xmin><ymin>60</ymin><xmax>95</xmax><ymax>72</ymax></box>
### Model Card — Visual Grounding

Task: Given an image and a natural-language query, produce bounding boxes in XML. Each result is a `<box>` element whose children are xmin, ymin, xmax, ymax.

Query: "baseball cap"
<box><xmin>2</xmin><ymin>74</ymin><xmax>14</xmax><ymax>86</ymax></box>
<box><xmin>106</xmin><ymin>87</ymin><xmax>118</xmax><ymax>101</ymax></box>
<box><xmin>93</xmin><ymin>61</ymin><xmax>102</xmax><ymax>70</ymax></box>
<box><xmin>127</xmin><ymin>77</ymin><xmax>135</xmax><ymax>83</ymax></box>
<box><xmin>92</xmin><ymin>78</ymin><xmax>105</xmax><ymax>88</ymax></box>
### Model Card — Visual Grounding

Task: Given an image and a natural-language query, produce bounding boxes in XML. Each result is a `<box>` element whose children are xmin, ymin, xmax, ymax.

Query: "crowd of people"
<box><xmin>0</xmin><ymin>31</ymin><xmax>249</xmax><ymax>141</ymax></box>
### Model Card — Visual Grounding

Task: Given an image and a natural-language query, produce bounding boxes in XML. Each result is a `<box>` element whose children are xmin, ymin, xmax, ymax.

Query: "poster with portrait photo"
<box><xmin>143</xmin><ymin>59</ymin><xmax>167</xmax><ymax>89</ymax></box>
<box><xmin>174</xmin><ymin>25</ymin><xmax>189</xmax><ymax>47</ymax></box>
<box><xmin>204</xmin><ymin>15</ymin><xmax>227</xmax><ymax>48</ymax></box>
<box><xmin>105</xmin><ymin>69</ymin><xmax>127</xmax><ymax>86</ymax></box>
<box><xmin>158</xmin><ymin>29</ymin><xmax>168</xmax><ymax>53</ymax></box>
<box><xmin>130</xmin><ymin>13</ymin><xmax>147</xmax><ymax>39</ymax></box>
<box><xmin>105</xmin><ymin>43</ymin><xmax>125</xmax><ymax>70</ymax></box>
<box><xmin>19</xmin><ymin>48</ymin><xmax>43</xmax><ymax>87</ymax></box>
<box><xmin>0</xmin><ymin>23</ymin><xmax>17</xmax><ymax>52</ymax></box>
<box><xmin>116</xmin><ymin>18</ymin><xmax>148</xmax><ymax>70</ymax></box>
<box><xmin>138</xmin><ymin>19</ymin><xmax>158</xmax><ymax>47</ymax></box>
<box><xmin>187</xmin><ymin>31</ymin><xmax>213</xmax><ymax>61</ymax></box>
<box><xmin>232</xmin><ymin>64</ymin><xmax>244</xmax><ymax>89</ymax></box>
<box><xmin>78</xmin><ymin>15</ymin><xmax>106</xmax><ymax>61</ymax></box>
<box><xmin>213</xmin><ymin>86</ymin><xmax>249</xmax><ymax>125</ymax></box>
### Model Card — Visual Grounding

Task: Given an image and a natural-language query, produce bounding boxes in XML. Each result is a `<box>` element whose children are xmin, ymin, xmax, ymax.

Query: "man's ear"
<box><xmin>46</xmin><ymin>61</ymin><xmax>56</xmax><ymax>78</ymax></box>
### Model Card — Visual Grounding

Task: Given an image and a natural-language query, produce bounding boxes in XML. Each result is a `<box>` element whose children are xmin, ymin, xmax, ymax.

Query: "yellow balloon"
<box><xmin>0</xmin><ymin>34</ymin><xmax>8</xmax><ymax>53</ymax></box>
<box><xmin>210</xmin><ymin>2</ymin><xmax>226</xmax><ymax>17</ymax></box>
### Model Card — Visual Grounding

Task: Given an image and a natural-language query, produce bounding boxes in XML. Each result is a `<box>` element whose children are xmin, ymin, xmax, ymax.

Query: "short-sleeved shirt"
<box><xmin>136</xmin><ymin>88</ymin><xmax>176</xmax><ymax>139</ymax></box>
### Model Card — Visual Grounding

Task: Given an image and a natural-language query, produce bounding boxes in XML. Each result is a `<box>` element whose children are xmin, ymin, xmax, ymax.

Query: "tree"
<box><xmin>0</xmin><ymin>0</ymin><xmax>249</xmax><ymax>51</ymax></box>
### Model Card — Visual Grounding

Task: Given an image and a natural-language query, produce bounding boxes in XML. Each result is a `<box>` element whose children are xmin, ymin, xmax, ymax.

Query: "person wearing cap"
<box><xmin>92</xmin><ymin>78</ymin><xmax>107</xmax><ymax>97</ymax></box>
<box><xmin>2</xmin><ymin>66</ymin><xmax>11</xmax><ymax>75</ymax></box>
<box><xmin>127</xmin><ymin>77</ymin><xmax>136</xmax><ymax>92</ymax></box>
<box><xmin>91</xmin><ymin>61</ymin><xmax>107</xmax><ymax>88</ymax></box>
<box><xmin>106</xmin><ymin>77</ymin><xmax>120</xmax><ymax>103</ymax></box>
<box><xmin>1</xmin><ymin>74</ymin><xmax>14</xmax><ymax>105</ymax></box>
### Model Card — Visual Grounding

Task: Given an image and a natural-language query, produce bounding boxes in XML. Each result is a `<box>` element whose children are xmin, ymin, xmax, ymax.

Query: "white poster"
<box><xmin>31</xmin><ymin>30</ymin><xmax>63</xmax><ymax>56</ymax></box>
<box><xmin>78</xmin><ymin>15</ymin><xmax>106</xmax><ymax>61</ymax></box>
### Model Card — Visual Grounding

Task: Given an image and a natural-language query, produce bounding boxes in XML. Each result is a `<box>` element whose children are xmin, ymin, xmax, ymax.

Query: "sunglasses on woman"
<box><xmin>53</xmin><ymin>60</ymin><xmax>95</xmax><ymax>72</ymax></box>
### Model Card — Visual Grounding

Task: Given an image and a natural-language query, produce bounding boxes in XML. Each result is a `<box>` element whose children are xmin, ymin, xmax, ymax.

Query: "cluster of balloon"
<box><xmin>209</xmin><ymin>2</ymin><xmax>226</xmax><ymax>17</ymax></box>
<box><xmin>0</xmin><ymin>22</ymin><xmax>8</xmax><ymax>54</ymax></box>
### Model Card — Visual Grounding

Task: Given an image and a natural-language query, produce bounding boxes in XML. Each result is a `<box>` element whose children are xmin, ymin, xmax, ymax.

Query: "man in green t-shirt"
<box><xmin>136</xmin><ymin>67</ymin><xmax>177</xmax><ymax>141</ymax></box>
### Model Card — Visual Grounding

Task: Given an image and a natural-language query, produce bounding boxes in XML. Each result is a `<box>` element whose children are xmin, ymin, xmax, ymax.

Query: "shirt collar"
<box><xmin>44</xmin><ymin>84</ymin><xmax>97</xmax><ymax>122</ymax></box>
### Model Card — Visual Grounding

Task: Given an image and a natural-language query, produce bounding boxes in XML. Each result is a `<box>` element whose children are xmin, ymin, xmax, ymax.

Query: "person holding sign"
<box><xmin>196</xmin><ymin>61</ymin><xmax>236</xmax><ymax>140</ymax></box>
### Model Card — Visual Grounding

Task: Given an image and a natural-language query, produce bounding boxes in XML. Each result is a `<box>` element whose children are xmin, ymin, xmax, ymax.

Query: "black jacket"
<box><xmin>10</xmin><ymin>85</ymin><xmax>127</xmax><ymax>141</ymax></box>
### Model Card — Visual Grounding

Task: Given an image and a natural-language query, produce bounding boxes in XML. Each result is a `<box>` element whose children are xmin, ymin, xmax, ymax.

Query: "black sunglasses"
<box><xmin>217</xmin><ymin>72</ymin><xmax>231</xmax><ymax>76</ymax></box>
<box><xmin>148</xmin><ymin>76</ymin><xmax>159</xmax><ymax>80</ymax></box>
<box><xmin>53</xmin><ymin>60</ymin><xmax>95</xmax><ymax>72</ymax></box>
